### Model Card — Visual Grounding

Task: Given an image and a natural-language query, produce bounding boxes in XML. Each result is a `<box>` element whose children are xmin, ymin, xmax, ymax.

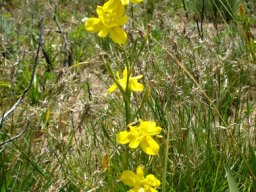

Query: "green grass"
<box><xmin>1</xmin><ymin>0</ymin><xmax>256</xmax><ymax>191</ymax></box>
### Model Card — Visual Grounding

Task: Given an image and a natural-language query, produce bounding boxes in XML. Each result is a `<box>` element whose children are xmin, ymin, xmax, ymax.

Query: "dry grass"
<box><xmin>1</xmin><ymin>0</ymin><xmax>256</xmax><ymax>191</ymax></box>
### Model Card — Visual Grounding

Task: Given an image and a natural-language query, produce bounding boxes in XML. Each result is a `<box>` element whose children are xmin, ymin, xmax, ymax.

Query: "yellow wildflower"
<box><xmin>121</xmin><ymin>165</ymin><xmax>161</xmax><ymax>192</ymax></box>
<box><xmin>120</xmin><ymin>0</ymin><xmax>143</xmax><ymax>5</ymax></box>
<box><xmin>108</xmin><ymin>67</ymin><xmax>144</xmax><ymax>93</ymax></box>
<box><xmin>85</xmin><ymin>0</ymin><xmax>128</xmax><ymax>44</ymax></box>
<box><xmin>116</xmin><ymin>120</ymin><xmax>162</xmax><ymax>155</ymax></box>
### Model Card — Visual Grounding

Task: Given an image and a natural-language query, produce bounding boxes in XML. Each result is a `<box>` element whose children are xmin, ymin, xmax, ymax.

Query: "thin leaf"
<box><xmin>249</xmin><ymin>144</ymin><xmax>256</xmax><ymax>178</ymax></box>
<box><xmin>0</xmin><ymin>81</ymin><xmax>10</xmax><ymax>88</ymax></box>
<box><xmin>249</xmin><ymin>144</ymin><xmax>256</xmax><ymax>189</ymax></box>
<box><xmin>227</xmin><ymin>170</ymin><xmax>239</xmax><ymax>192</ymax></box>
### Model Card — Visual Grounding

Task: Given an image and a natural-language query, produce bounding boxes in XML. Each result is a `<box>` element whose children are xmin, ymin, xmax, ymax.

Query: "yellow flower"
<box><xmin>116</xmin><ymin>120</ymin><xmax>162</xmax><ymax>155</ymax></box>
<box><xmin>120</xmin><ymin>0</ymin><xmax>143</xmax><ymax>5</ymax></box>
<box><xmin>85</xmin><ymin>0</ymin><xmax>128</xmax><ymax>44</ymax></box>
<box><xmin>108</xmin><ymin>67</ymin><xmax>144</xmax><ymax>93</ymax></box>
<box><xmin>120</xmin><ymin>165</ymin><xmax>161</xmax><ymax>192</ymax></box>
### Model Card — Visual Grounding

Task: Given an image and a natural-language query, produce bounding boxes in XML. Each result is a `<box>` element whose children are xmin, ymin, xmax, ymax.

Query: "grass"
<box><xmin>1</xmin><ymin>0</ymin><xmax>256</xmax><ymax>191</ymax></box>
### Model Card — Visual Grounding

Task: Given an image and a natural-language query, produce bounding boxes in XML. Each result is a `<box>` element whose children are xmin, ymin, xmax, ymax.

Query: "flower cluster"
<box><xmin>85</xmin><ymin>1</ymin><xmax>162</xmax><ymax>191</ymax></box>
<box><xmin>85</xmin><ymin>0</ymin><xmax>143</xmax><ymax>44</ymax></box>
<box><xmin>108</xmin><ymin>67</ymin><xmax>144</xmax><ymax>93</ymax></box>
<box><xmin>121</xmin><ymin>165</ymin><xmax>160</xmax><ymax>192</ymax></box>
<box><xmin>116</xmin><ymin>120</ymin><xmax>162</xmax><ymax>155</ymax></box>
<box><xmin>85</xmin><ymin>0</ymin><xmax>128</xmax><ymax>44</ymax></box>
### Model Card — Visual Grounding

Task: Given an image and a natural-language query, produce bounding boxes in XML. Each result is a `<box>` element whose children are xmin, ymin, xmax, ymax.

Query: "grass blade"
<box><xmin>227</xmin><ymin>169</ymin><xmax>239</xmax><ymax>192</ymax></box>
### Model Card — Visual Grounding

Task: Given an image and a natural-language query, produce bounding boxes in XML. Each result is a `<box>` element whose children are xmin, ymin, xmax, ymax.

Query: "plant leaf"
<box><xmin>0</xmin><ymin>81</ymin><xmax>10</xmax><ymax>88</ymax></box>
<box><xmin>227</xmin><ymin>170</ymin><xmax>239</xmax><ymax>192</ymax></box>
<box><xmin>249</xmin><ymin>144</ymin><xmax>256</xmax><ymax>189</ymax></box>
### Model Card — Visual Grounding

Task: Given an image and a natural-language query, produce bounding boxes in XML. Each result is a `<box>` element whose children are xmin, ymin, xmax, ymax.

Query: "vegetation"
<box><xmin>1</xmin><ymin>0</ymin><xmax>256</xmax><ymax>191</ymax></box>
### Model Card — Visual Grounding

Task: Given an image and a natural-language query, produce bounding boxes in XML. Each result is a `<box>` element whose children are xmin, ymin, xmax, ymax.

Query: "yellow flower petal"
<box><xmin>108</xmin><ymin>66</ymin><xmax>144</xmax><ymax>93</ymax></box>
<box><xmin>136</xmin><ymin>166</ymin><xmax>144</xmax><ymax>178</ymax></box>
<box><xmin>121</xmin><ymin>0</ymin><xmax>143</xmax><ymax>4</ymax></box>
<box><xmin>98</xmin><ymin>26</ymin><xmax>109</xmax><ymax>37</ymax></box>
<box><xmin>118</xmin><ymin>78</ymin><xmax>128</xmax><ymax>91</ymax></box>
<box><xmin>131</xmin><ymin>75</ymin><xmax>143</xmax><ymax>80</ymax></box>
<box><xmin>116</xmin><ymin>0</ymin><xmax>126</xmax><ymax>15</ymax></box>
<box><xmin>140</xmin><ymin>121</ymin><xmax>162</xmax><ymax>136</ymax></box>
<box><xmin>144</xmin><ymin>174</ymin><xmax>161</xmax><ymax>187</ymax></box>
<box><xmin>149</xmin><ymin>126</ymin><xmax>162</xmax><ymax>135</ymax></box>
<box><xmin>122</xmin><ymin>67</ymin><xmax>128</xmax><ymax>78</ymax></box>
<box><xmin>130</xmin><ymin>0</ymin><xmax>143</xmax><ymax>3</ymax></box>
<box><xmin>103</xmin><ymin>0</ymin><xmax>121</xmax><ymax>12</ymax></box>
<box><xmin>108</xmin><ymin>83</ymin><xmax>118</xmax><ymax>93</ymax></box>
<box><xmin>120</xmin><ymin>170</ymin><xmax>137</xmax><ymax>187</ymax></box>
<box><xmin>127</xmin><ymin>189</ymin><xmax>136</xmax><ymax>192</ymax></box>
<box><xmin>109</xmin><ymin>27</ymin><xmax>127</xmax><ymax>44</ymax></box>
<box><xmin>121</xmin><ymin>0</ymin><xmax>129</xmax><ymax>5</ymax></box>
<box><xmin>121</xmin><ymin>166</ymin><xmax>160</xmax><ymax>191</ymax></box>
<box><xmin>147</xmin><ymin>187</ymin><xmax>158</xmax><ymax>192</ymax></box>
<box><xmin>116</xmin><ymin>15</ymin><xmax>128</xmax><ymax>26</ymax></box>
<box><xmin>129</xmin><ymin>136</ymin><xmax>142</xmax><ymax>149</ymax></box>
<box><xmin>116</xmin><ymin>131</ymin><xmax>130</xmax><ymax>144</ymax></box>
<box><xmin>130</xmin><ymin>81</ymin><xmax>144</xmax><ymax>92</ymax></box>
<box><xmin>96</xmin><ymin>6</ymin><xmax>104</xmax><ymax>17</ymax></box>
<box><xmin>140</xmin><ymin>136</ymin><xmax>159</xmax><ymax>155</ymax></box>
<box><xmin>85</xmin><ymin>18</ymin><xmax>102</xmax><ymax>32</ymax></box>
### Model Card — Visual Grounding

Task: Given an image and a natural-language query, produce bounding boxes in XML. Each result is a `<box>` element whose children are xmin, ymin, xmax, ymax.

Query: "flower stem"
<box><xmin>162</xmin><ymin>121</ymin><xmax>170</xmax><ymax>192</ymax></box>
<box><xmin>124</xmin><ymin>91</ymin><xmax>131</xmax><ymax>125</ymax></box>
<box><xmin>123</xmin><ymin>48</ymin><xmax>131</xmax><ymax>169</ymax></box>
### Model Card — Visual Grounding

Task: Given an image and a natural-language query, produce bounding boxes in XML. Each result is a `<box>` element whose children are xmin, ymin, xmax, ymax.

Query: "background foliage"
<box><xmin>1</xmin><ymin>0</ymin><xmax>256</xmax><ymax>191</ymax></box>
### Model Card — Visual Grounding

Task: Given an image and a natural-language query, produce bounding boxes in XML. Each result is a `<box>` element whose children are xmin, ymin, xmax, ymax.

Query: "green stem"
<box><xmin>162</xmin><ymin>121</ymin><xmax>170</xmax><ymax>192</ymax></box>
<box><xmin>123</xmin><ymin>90</ymin><xmax>131</xmax><ymax>170</ymax></box>
<box><xmin>131</xmin><ymin>5</ymin><xmax>134</xmax><ymax>28</ymax></box>
<box><xmin>123</xmin><ymin>48</ymin><xmax>131</xmax><ymax>169</ymax></box>
<box><xmin>124</xmin><ymin>91</ymin><xmax>131</xmax><ymax>125</ymax></box>
<box><xmin>131</xmin><ymin>33</ymin><xmax>148</xmax><ymax>69</ymax></box>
